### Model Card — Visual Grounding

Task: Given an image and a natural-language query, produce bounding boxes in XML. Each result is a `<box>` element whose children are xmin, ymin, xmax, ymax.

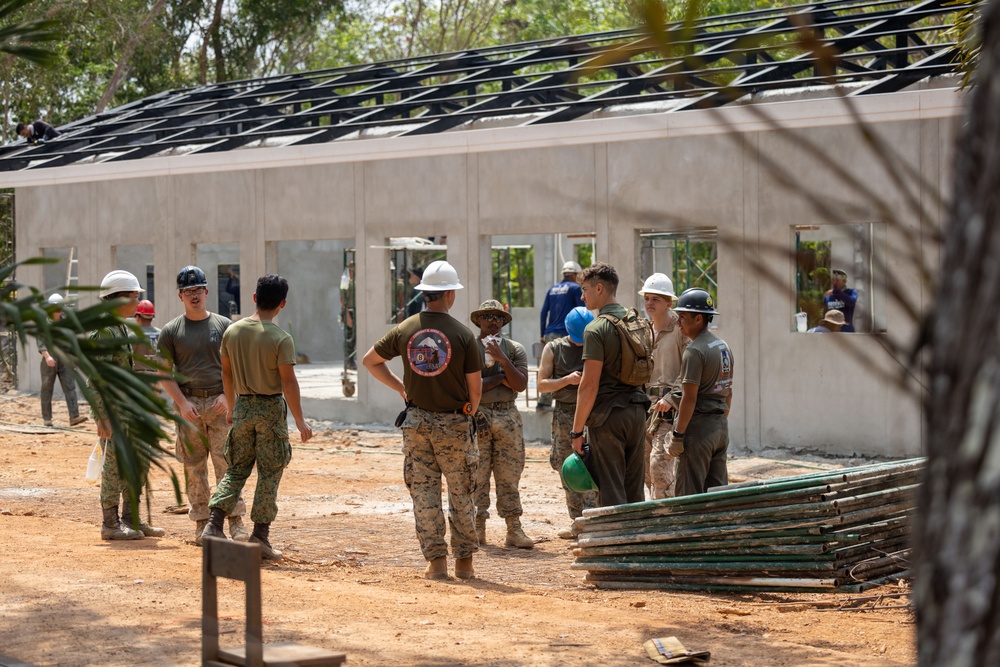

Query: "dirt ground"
<box><xmin>0</xmin><ymin>392</ymin><xmax>915</xmax><ymax>666</ymax></box>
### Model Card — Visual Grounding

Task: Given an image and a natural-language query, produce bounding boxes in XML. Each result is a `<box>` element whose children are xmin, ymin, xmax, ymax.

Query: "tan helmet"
<box><xmin>638</xmin><ymin>273</ymin><xmax>676</xmax><ymax>299</ymax></box>
<box><xmin>99</xmin><ymin>270</ymin><xmax>144</xmax><ymax>298</ymax></box>
<box><xmin>416</xmin><ymin>260</ymin><xmax>463</xmax><ymax>291</ymax></box>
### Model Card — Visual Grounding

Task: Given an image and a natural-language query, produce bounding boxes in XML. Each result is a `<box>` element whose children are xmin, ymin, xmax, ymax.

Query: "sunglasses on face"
<box><xmin>481</xmin><ymin>314</ymin><xmax>506</xmax><ymax>324</ymax></box>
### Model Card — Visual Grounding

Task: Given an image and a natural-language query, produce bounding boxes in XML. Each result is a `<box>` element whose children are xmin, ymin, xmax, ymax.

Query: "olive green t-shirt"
<box><xmin>220</xmin><ymin>318</ymin><xmax>296</xmax><ymax>396</ymax></box>
<box><xmin>479</xmin><ymin>336</ymin><xmax>528</xmax><ymax>405</ymax></box>
<box><xmin>581</xmin><ymin>303</ymin><xmax>640</xmax><ymax>398</ymax></box>
<box><xmin>374</xmin><ymin>311</ymin><xmax>482</xmax><ymax>412</ymax></box>
<box><xmin>672</xmin><ymin>328</ymin><xmax>734</xmax><ymax>414</ymax></box>
<box><xmin>549</xmin><ymin>336</ymin><xmax>584</xmax><ymax>404</ymax></box>
<box><xmin>158</xmin><ymin>312</ymin><xmax>231</xmax><ymax>389</ymax></box>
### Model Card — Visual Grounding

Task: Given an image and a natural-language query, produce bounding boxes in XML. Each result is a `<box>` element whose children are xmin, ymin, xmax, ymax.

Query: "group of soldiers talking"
<box><xmin>45</xmin><ymin>256</ymin><xmax>731</xmax><ymax>580</ymax></box>
<box><xmin>364</xmin><ymin>259</ymin><xmax>734</xmax><ymax>580</ymax></box>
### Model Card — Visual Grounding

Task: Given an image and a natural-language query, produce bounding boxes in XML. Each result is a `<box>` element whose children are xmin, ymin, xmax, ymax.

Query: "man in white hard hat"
<box><xmin>363</xmin><ymin>260</ymin><xmax>483</xmax><ymax>581</ymax></box>
<box><xmin>90</xmin><ymin>269</ymin><xmax>166</xmax><ymax>541</ymax></box>
<box><xmin>158</xmin><ymin>265</ymin><xmax>248</xmax><ymax>546</ymax></box>
<box><xmin>537</xmin><ymin>260</ymin><xmax>585</xmax><ymax>411</ymax></box>
<box><xmin>639</xmin><ymin>273</ymin><xmax>689</xmax><ymax>499</ymax></box>
<box><xmin>36</xmin><ymin>293</ymin><xmax>86</xmax><ymax>428</ymax></box>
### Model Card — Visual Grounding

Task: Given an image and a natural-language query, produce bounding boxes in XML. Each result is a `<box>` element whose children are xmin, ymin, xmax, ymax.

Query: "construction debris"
<box><xmin>571</xmin><ymin>459</ymin><xmax>920</xmax><ymax>593</ymax></box>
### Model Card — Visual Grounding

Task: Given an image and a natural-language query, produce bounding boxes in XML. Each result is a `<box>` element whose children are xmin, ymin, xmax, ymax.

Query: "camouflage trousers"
<box><xmin>647</xmin><ymin>416</ymin><xmax>678</xmax><ymax>500</ymax></box>
<box><xmin>474</xmin><ymin>404</ymin><xmax>526</xmax><ymax>520</ymax></box>
<box><xmin>176</xmin><ymin>395</ymin><xmax>246</xmax><ymax>521</ymax></box>
<box><xmin>100</xmin><ymin>433</ymin><xmax>150</xmax><ymax>510</ymax></box>
<box><xmin>549</xmin><ymin>403</ymin><xmax>598</xmax><ymax>518</ymax></box>
<box><xmin>209</xmin><ymin>395</ymin><xmax>291</xmax><ymax>524</ymax></box>
<box><xmin>402</xmin><ymin>407</ymin><xmax>479</xmax><ymax>561</ymax></box>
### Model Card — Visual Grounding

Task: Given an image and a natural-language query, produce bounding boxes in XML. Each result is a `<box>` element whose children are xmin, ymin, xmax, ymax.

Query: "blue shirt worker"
<box><xmin>200</xmin><ymin>275</ymin><xmax>313</xmax><ymax>560</ymax></box>
<box><xmin>363</xmin><ymin>260</ymin><xmax>483</xmax><ymax>581</ymax></box>
<box><xmin>537</xmin><ymin>261</ymin><xmax>585</xmax><ymax>410</ymax></box>
<box><xmin>823</xmin><ymin>269</ymin><xmax>858</xmax><ymax>332</ymax></box>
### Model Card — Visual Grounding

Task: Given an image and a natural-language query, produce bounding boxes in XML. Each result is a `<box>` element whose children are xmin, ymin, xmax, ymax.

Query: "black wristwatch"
<box><xmin>569</xmin><ymin>430</ymin><xmax>585</xmax><ymax>439</ymax></box>
<box><xmin>671</xmin><ymin>430</ymin><xmax>685</xmax><ymax>439</ymax></box>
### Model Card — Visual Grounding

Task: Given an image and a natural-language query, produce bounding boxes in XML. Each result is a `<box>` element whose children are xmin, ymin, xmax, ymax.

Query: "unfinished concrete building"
<box><xmin>3</xmin><ymin>0</ymin><xmax>964</xmax><ymax>456</ymax></box>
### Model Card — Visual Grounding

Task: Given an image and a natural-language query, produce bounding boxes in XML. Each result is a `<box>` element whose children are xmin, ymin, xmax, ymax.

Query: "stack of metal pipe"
<box><xmin>571</xmin><ymin>458</ymin><xmax>921</xmax><ymax>593</ymax></box>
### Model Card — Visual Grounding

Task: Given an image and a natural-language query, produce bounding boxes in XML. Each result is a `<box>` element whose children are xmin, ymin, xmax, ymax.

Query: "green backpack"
<box><xmin>599</xmin><ymin>308</ymin><xmax>655</xmax><ymax>387</ymax></box>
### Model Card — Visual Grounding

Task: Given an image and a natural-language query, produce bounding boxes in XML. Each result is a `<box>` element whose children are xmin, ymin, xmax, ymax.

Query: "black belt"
<box><xmin>181</xmin><ymin>386</ymin><xmax>223</xmax><ymax>398</ymax></box>
<box><xmin>555</xmin><ymin>401</ymin><xmax>575</xmax><ymax>410</ymax></box>
<box><xmin>647</xmin><ymin>386</ymin><xmax>670</xmax><ymax>399</ymax></box>
<box><xmin>482</xmin><ymin>400</ymin><xmax>516</xmax><ymax>410</ymax></box>
<box><xmin>238</xmin><ymin>393</ymin><xmax>282</xmax><ymax>398</ymax></box>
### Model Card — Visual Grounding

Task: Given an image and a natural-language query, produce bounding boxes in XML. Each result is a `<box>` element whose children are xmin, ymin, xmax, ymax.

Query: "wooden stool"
<box><xmin>202</xmin><ymin>537</ymin><xmax>346</xmax><ymax>667</ymax></box>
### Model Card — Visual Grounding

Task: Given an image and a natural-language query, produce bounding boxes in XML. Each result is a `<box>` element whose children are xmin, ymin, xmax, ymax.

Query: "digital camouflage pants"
<box><xmin>209</xmin><ymin>395</ymin><xmax>291</xmax><ymax>524</ymax></box>
<box><xmin>176</xmin><ymin>394</ymin><xmax>246</xmax><ymax>521</ymax></box>
<box><xmin>474</xmin><ymin>404</ymin><xmax>526</xmax><ymax>520</ymax></box>
<box><xmin>549</xmin><ymin>403</ymin><xmax>598</xmax><ymax>518</ymax></box>
<box><xmin>402</xmin><ymin>407</ymin><xmax>479</xmax><ymax>561</ymax></box>
<box><xmin>100</xmin><ymin>432</ymin><xmax>150</xmax><ymax>510</ymax></box>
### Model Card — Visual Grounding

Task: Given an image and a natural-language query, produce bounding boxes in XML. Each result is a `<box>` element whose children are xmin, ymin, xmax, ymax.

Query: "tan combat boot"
<box><xmin>194</xmin><ymin>519</ymin><xmax>209</xmax><ymax>546</ymax></box>
<box><xmin>228</xmin><ymin>516</ymin><xmax>250</xmax><ymax>542</ymax></box>
<box><xmin>424</xmin><ymin>557</ymin><xmax>449</xmax><ymax>580</ymax></box>
<box><xmin>475</xmin><ymin>515</ymin><xmax>487</xmax><ymax>545</ymax></box>
<box><xmin>455</xmin><ymin>556</ymin><xmax>474</xmax><ymax>580</ymax></box>
<box><xmin>505</xmin><ymin>516</ymin><xmax>534</xmax><ymax>549</ymax></box>
<box><xmin>101</xmin><ymin>507</ymin><xmax>143</xmax><ymax>541</ymax></box>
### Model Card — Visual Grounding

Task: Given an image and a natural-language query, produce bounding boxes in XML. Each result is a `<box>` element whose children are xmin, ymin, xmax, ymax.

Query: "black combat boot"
<box><xmin>201</xmin><ymin>507</ymin><xmax>228</xmax><ymax>541</ymax></box>
<box><xmin>250</xmin><ymin>523</ymin><xmax>282</xmax><ymax>560</ymax></box>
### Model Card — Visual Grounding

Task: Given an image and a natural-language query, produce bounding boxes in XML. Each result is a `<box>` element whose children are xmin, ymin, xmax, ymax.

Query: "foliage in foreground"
<box><xmin>1</xmin><ymin>258</ymin><xmax>182</xmax><ymax>505</ymax></box>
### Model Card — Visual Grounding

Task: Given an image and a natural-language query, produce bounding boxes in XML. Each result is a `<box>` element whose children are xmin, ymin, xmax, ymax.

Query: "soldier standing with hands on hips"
<box><xmin>363</xmin><ymin>260</ymin><xmax>483</xmax><ymax>581</ymax></box>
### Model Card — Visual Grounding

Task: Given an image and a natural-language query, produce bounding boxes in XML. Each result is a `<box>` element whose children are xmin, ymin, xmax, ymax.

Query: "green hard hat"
<box><xmin>562</xmin><ymin>448</ymin><xmax>598</xmax><ymax>493</ymax></box>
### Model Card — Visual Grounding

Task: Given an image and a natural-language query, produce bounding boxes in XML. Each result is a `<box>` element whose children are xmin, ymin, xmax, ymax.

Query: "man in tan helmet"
<box><xmin>470</xmin><ymin>299</ymin><xmax>533</xmax><ymax>549</ymax></box>
<box><xmin>364</xmin><ymin>260</ymin><xmax>483</xmax><ymax>580</ymax></box>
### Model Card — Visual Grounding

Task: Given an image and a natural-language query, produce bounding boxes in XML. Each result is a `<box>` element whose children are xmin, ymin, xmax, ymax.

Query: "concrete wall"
<box><xmin>13</xmin><ymin>88</ymin><xmax>960</xmax><ymax>456</ymax></box>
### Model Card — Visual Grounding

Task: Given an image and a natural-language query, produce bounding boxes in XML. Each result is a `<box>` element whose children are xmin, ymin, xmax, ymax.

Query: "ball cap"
<box><xmin>471</xmin><ymin>299</ymin><xmax>512</xmax><ymax>326</ymax></box>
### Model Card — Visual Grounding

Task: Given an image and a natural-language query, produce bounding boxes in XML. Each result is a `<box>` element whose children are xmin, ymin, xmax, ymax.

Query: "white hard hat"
<box><xmin>416</xmin><ymin>260</ymin><xmax>463</xmax><ymax>291</ymax></box>
<box><xmin>638</xmin><ymin>273</ymin><xmax>676</xmax><ymax>299</ymax></box>
<box><xmin>47</xmin><ymin>293</ymin><xmax>64</xmax><ymax>305</ymax></box>
<box><xmin>562</xmin><ymin>261</ymin><xmax>582</xmax><ymax>274</ymax></box>
<box><xmin>99</xmin><ymin>270</ymin><xmax>144</xmax><ymax>298</ymax></box>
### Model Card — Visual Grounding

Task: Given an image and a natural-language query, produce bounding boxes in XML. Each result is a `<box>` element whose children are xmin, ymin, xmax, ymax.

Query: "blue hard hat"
<box><xmin>565</xmin><ymin>306</ymin><xmax>594</xmax><ymax>345</ymax></box>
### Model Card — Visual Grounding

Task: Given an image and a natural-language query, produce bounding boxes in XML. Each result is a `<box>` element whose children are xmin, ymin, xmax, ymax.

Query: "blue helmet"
<box><xmin>565</xmin><ymin>306</ymin><xmax>594</xmax><ymax>344</ymax></box>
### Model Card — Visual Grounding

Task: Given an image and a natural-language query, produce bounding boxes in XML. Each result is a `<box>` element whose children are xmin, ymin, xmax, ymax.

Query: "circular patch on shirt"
<box><xmin>407</xmin><ymin>329</ymin><xmax>453</xmax><ymax>376</ymax></box>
